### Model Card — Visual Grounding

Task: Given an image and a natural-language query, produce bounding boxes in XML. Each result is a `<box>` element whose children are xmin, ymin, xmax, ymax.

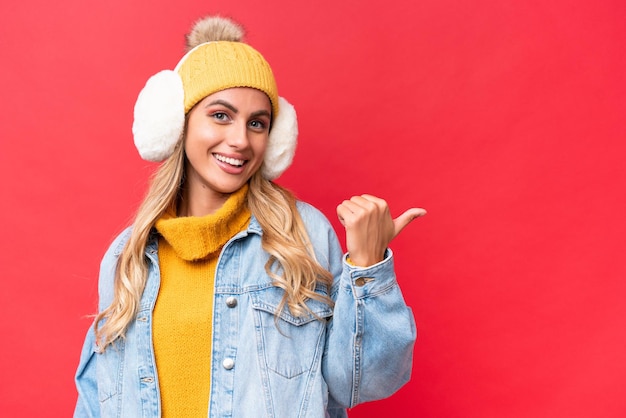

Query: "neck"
<box><xmin>179</xmin><ymin>182</ymin><xmax>231</xmax><ymax>217</ymax></box>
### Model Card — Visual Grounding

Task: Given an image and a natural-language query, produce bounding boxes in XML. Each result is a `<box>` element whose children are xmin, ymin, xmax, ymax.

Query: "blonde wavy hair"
<box><xmin>94</xmin><ymin>140</ymin><xmax>334</xmax><ymax>351</ymax></box>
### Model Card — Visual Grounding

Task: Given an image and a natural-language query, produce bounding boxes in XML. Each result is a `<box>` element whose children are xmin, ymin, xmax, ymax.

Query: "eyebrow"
<box><xmin>205</xmin><ymin>100</ymin><xmax>271</xmax><ymax>119</ymax></box>
<box><xmin>205</xmin><ymin>100</ymin><xmax>238</xmax><ymax>113</ymax></box>
<box><xmin>250</xmin><ymin>110</ymin><xmax>271</xmax><ymax>119</ymax></box>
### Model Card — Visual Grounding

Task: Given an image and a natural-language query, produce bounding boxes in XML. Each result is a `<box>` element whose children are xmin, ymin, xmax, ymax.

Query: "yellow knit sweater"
<box><xmin>153</xmin><ymin>185</ymin><xmax>250</xmax><ymax>417</ymax></box>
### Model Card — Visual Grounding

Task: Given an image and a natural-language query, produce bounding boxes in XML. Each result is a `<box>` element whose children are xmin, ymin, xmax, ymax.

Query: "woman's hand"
<box><xmin>336</xmin><ymin>195</ymin><xmax>426</xmax><ymax>267</ymax></box>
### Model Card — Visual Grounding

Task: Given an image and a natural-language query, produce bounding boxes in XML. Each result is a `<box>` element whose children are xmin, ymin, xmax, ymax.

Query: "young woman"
<box><xmin>74</xmin><ymin>16</ymin><xmax>425</xmax><ymax>418</ymax></box>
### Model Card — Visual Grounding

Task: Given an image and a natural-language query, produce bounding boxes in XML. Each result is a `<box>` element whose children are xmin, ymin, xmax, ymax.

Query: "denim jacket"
<box><xmin>74</xmin><ymin>202</ymin><xmax>416</xmax><ymax>418</ymax></box>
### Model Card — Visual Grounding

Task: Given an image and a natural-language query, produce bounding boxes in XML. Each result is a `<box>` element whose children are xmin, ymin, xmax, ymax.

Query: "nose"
<box><xmin>226</xmin><ymin>121</ymin><xmax>250</xmax><ymax>149</ymax></box>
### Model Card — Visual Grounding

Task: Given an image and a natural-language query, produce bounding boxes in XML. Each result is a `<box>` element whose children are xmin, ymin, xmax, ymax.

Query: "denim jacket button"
<box><xmin>354</xmin><ymin>277</ymin><xmax>374</xmax><ymax>287</ymax></box>
<box><xmin>223</xmin><ymin>358</ymin><xmax>235</xmax><ymax>370</ymax></box>
<box><xmin>225</xmin><ymin>296</ymin><xmax>238</xmax><ymax>308</ymax></box>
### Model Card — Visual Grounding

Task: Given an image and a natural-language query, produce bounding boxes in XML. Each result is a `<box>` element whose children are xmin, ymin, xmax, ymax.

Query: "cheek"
<box><xmin>183</xmin><ymin>133</ymin><xmax>209</xmax><ymax>163</ymax></box>
<box><xmin>184</xmin><ymin>125</ymin><xmax>216</xmax><ymax>153</ymax></box>
<box><xmin>182</xmin><ymin>135</ymin><xmax>196</xmax><ymax>158</ymax></box>
<box><xmin>254</xmin><ymin>136</ymin><xmax>269</xmax><ymax>157</ymax></box>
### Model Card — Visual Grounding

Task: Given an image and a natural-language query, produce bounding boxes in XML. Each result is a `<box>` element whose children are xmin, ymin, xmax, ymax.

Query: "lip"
<box><xmin>213</xmin><ymin>153</ymin><xmax>248</xmax><ymax>175</ymax></box>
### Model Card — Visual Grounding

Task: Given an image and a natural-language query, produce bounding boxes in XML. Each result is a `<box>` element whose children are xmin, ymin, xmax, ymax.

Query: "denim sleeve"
<box><xmin>74</xmin><ymin>325</ymin><xmax>99</xmax><ymax>418</ymax></box>
<box><xmin>73</xmin><ymin>228</ymin><xmax>130</xmax><ymax>418</ymax></box>
<box><xmin>324</xmin><ymin>248</ymin><xmax>417</xmax><ymax>407</ymax></box>
<box><xmin>297</xmin><ymin>202</ymin><xmax>417</xmax><ymax>408</ymax></box>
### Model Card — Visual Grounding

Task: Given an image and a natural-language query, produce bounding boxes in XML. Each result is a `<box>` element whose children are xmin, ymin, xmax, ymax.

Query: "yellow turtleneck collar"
<box><xmin>154</xmin><ymin>184</ymin><xmax>251</xmax><ymax>261</ymax></box>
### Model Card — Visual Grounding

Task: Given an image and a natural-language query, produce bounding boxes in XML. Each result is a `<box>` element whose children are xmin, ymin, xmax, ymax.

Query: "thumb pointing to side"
<box><xmin>393</xmin><ymin>208</ymin><xmax>427</xmax><ymax>238</ymax></box>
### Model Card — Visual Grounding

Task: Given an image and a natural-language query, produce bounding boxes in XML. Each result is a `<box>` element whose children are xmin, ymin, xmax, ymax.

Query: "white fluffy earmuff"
<box><xmin>132</xmin><ymin>73</ymin><xmax>298</xmax><ymax>180</ymax></box>
<box><xmin>262</xmin><ymin>97</ymin><xmax>298</xmax><ymax>180</ymax></box>
<box><xmin>132</xmin><ymin>70</ymin><xmax>185</xmax><ymax>162</ymax></box>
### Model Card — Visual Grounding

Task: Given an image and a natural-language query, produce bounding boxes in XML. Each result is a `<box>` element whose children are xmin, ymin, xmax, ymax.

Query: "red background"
<box><xmin>1</xmin><ymin>0</ymin><xmax>625</xmax><ymax>417</ymax></box>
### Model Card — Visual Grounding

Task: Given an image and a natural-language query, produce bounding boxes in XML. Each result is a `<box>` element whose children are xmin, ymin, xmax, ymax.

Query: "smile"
<box><xmin>214</xmin><ymin>154</ymin><xmax>246</xmax><ymax>167</ymax></box>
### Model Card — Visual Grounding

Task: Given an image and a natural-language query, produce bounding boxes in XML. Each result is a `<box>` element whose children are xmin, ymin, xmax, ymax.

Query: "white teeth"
<box><xmin>215</xmin><ymin>154</ymin><xmax>245</xmax><ymax>167</ymax></box>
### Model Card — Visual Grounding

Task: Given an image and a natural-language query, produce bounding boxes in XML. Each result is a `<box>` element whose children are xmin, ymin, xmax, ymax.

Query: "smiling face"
<box><xmin>181</xmin><ymin>87</ymin><xmax>271</xmax><ymax>216</ymax></box>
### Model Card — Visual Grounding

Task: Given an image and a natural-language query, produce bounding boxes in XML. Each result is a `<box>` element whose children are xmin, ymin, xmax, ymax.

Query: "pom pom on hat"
<box><xmin>185</xmin><ymin>16</ymin><xmax>244</xmax><ymax>49</ymax></box>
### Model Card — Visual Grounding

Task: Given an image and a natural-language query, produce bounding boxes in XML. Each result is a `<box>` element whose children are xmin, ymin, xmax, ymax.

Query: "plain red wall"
<box><xmin>1</xmin><ymin>0</ymin><xmax>625</xmax><ymax>417</ymax></box>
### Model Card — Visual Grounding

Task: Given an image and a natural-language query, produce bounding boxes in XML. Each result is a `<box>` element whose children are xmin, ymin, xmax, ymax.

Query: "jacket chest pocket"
<box><xmin>250</xmin><ymin>286</ymin><xmax>333</xmax><ymax>379</ymax></box>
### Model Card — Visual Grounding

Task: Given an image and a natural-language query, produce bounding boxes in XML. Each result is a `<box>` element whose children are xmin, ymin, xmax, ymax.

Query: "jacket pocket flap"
<box><xmin>250</xmin><ymin>286</ymin><xmax>333</xmax><ymax>326</ymax></box>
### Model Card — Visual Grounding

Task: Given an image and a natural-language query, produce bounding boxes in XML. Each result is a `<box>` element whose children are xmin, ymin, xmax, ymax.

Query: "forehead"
<box><xmin>201</xmin><ymin>87</ymin><xmax>272</xmax><ymax>109</ymax></box>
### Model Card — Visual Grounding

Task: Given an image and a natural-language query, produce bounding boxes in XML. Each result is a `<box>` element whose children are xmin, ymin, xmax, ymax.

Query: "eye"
<box><xmin>211</xmin><ymin>112</ymin><xmax>230</xmax><ymax>122</ymax></box>
<box><xmin>248</xmin><ymin>119</ymin><xmax>268</xmax><ymax>131</ymax></box>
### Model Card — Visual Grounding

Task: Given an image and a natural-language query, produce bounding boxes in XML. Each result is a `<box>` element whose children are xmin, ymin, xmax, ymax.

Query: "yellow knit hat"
<box><xmin>176</xmin><ymin>41</ymin><xmax>279</xmax><ymax>117</ymax></box>
<box><xmin>132</xmin><ymin>16</ymin><xmax>298</xmax><ymax>180</ymax></box>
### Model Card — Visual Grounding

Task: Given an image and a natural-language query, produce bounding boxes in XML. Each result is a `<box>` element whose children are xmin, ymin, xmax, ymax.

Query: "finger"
<box><xmin>356</xmin><ymin>194</ymin><xmax>387</xmax><ymax>211</ymax></box>
<box><xmin>339</xmin><ymin>199</ymin><xmax>368</xmax><ymax>218</ymax></box>
<box><xmin>337</xmin><ymin>200</ymin><xmax>354</xmax><ymax>215</ymax></box>
<box><xmin>336</xmin><ymin>204</ymin><xmax>346</xmax><ymax>226</ymax></box>
<box><xmin>336</xmin><ymin>201</ymin><xmax>359</xmax><ymax>226</ymax></box>
<box><xmin>349</xmin><ymin>195</ymin><xmax>385</xmax><ymax>216</ymax></box>
<box><xmin>346</xmin><ymin>195</ymin><xmax>373</xmax><ymax>210</ymax></box>
<box><xmin>392</xmin><ymin>208</ymin><xmax>427</xmax><ymax>237</ymax></box>
<box><xmin>359</xmin><ymin>194</ymin><xmax>386</xmax><ymax>205</ymax></box>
